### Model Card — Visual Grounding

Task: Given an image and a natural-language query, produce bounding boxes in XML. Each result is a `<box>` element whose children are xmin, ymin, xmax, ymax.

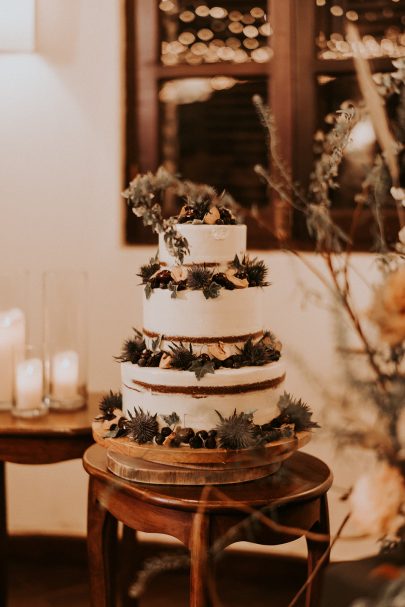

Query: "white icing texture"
<box><xmin>122</xmin><ymin>361</ymin><xmax>286</xmax><ymax>429</ymax></box>
<box><xmin>143</xmin><ymin>288</ymin><xmax>264</xmax><ymax>340</ymax></box>
<box><xmin>159</xmin><ymin>224</ymin><xmax>246</xmax><ymax>266</ymax></box>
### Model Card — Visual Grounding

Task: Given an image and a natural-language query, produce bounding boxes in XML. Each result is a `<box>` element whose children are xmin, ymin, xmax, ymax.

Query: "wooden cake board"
<box><xmin>94</xmin><ymin>424</ymin><xmax>311</xmax><ymax>485</ymax></box>
<box><xmin>106</xmin><ymin>449</ymin><xmax>283</xmax><ymax>485</ymax></box>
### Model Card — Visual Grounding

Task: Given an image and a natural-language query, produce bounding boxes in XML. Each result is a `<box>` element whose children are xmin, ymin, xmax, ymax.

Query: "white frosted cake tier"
<box><xmin>143</xmin><ymin>287</ymin><xmax>264</xmax><ymax>345</ymax></box>
<box><xmin>121</xmin><ymin>360</ymin><xmax>286</xmax><ymax>430</ymax></box>
<box><xmin>159</xmin><ymin>224</ymin><xmax>247</xmax><ymax>266</ymax></box>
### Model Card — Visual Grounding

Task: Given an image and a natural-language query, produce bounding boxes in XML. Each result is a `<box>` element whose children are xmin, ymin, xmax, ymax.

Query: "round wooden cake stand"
<box><xmin>92</xmin><ymin>422</ymin><xmax>311</xmax><ymax>485</ymax></box>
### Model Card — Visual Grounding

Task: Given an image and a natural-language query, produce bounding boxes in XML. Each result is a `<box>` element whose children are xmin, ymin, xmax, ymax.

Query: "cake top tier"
<box><xmin>159</xmin><ymin>224</ymin><xmax>247</xmax><ymax>266</ymax></box>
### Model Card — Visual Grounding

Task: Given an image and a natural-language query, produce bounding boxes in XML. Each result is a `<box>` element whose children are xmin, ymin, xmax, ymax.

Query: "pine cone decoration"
<box><xmin>126</xmin><ymin>407</ymin><xmax>159</xmax><ymax>444</ymax></box>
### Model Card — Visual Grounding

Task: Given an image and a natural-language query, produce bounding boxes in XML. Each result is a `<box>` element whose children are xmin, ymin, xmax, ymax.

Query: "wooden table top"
<box><xmin>0</xmin><ymin>393</ymin><xmax>101</xmax><ymax>437</ymax></box>
<box><xmin>84</xmin><ymin>444</ymin><xmax>333</xmax><ymax>512</ymax></box>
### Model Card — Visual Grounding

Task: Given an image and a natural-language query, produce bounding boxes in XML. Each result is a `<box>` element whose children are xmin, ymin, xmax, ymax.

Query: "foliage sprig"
<box><xmin>123</xmin><ymin>167</ymin><xmax>239</xmax><ymax>262</ymax></box>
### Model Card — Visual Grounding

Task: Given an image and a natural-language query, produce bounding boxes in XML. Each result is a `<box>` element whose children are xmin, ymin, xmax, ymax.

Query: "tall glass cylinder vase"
<box><xmin>43</xmin><ymin>271</ymin><xmax>88</xmax><ymax>411</ymax></box>
<box><xmin>0</xmin><ymin>272</ymin><xmax>28</xmax><ymax>410</ymax></box>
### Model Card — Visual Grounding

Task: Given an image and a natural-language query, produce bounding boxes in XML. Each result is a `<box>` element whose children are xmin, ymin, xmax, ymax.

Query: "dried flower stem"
<box><xmin>287</xmin><ymin>514</ymin><xmax>351</xmax><ymax>607</ymax></box>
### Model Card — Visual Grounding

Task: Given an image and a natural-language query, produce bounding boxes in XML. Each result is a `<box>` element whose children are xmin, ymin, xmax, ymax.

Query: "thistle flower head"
<box><xmin>126</xmin><ymin>407</ymin><xmax>159</xmax><ymax>444</ymax></box>
<box><xmin>187</xmin><ymin>264</ymin><xmax>214</xmax><ymax>290</ymax></box>
<box><xmin>98</xmin><ymin>391</ymin><xmax>122</xmax><ymax>420</ymax></box>
<box><xmin>168</xmin><ymin>342</ymin><xmax>197</xmax><ymax>370</ymax></box>
<box><xmin>215</xmin><ymin>409</ymin><xmax>257</xmax><ymax>450</ymax></box>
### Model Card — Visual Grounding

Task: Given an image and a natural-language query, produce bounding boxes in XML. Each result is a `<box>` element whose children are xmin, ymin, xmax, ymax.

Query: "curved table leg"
<box><xmin>87</xmin><ymin>478</ymin><xmax>118</xmax><ymax>607</ymax></box>
<box><xmin>305</xmin><ymin>495</ymin><xmax>330</xmax><ymax>607</ymax></box>
<box><xmin>120</xmin><ymin>525</ymin><xmax>140</xmax><ymax>607</ymax></box>
<box><xmin>189</xmin><ymin>511</ymin><xmax>215</xmax><ymax>607</ymax></box>
<box><xmin>0</xmin><ymin>462</ymin><xmax>7</xmax><ymax>607</ymax></box>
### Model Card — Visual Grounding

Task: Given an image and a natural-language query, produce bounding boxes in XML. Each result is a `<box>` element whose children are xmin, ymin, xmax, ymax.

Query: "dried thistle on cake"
<box><xmin>126</xmin><ymin>407</ymin><xmax>159</xmax><ymax>444</ymax></box>
<box><xmin>168</xmin><ymin>343</ymin><xmax>197</xmax><ymax>370</ymax></box>
<box><xmin>215</xmin><ymin>409</ymin><xmax>257</xmax><ymax>450</ymax></box>
<box><xmin>187</xmin><ymin>264</ymin><xmax>214</xmax><ymax>290</ymax></box>
<box><xmin>115</xmin><ymin>330</ymin><xmax>146</xmax><ymax>364</ymax></box>
<box><xmin>238</xmin><ymin>336</ymin><xmax>281</xmax><ymax>366</ymax></box>
<box><xmin>230</xmin><ymin>255</ymin><xmax>269</xmax><ymax>287</ymax></box>
<box><xmin>97</xmin><ymin>390</ymin><xmax>123</xmax><ymax>420</ymax></box>
<box><xmin>178</xmin><ymin>193</ymin><xmax>237</xmax><ymax>225</ymax></box>
<box><xmin>190</xmin><ymin>198</ymin><xmax>212</xmax><ymax>220</ymax></box>
<box><xmin>137</xmin><ymin>255</ymin><xmax>160</xmax><ymax>284</ymax></box>
<box><xmin>271</xmin><ymin>392</ymin><xmax>319</xmax><ymax>431</ymax></box>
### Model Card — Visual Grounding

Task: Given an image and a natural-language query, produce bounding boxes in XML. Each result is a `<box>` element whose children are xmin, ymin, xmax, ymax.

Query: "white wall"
<box><xmin>1</xmin><ymin>0</ymin><xmax>380</xmax><ymax>560</ymax></box>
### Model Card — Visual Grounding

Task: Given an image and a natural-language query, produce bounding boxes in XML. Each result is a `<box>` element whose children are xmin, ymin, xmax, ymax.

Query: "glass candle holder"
<box><xmin>12</xmin><ymin>344</ymin><xmax>48</xmax><ymax>418</ymax></box>
<box><xmin>43</xmin><ymin>270</ymin><xmax>88</xmax><ymax>411</ymax></box>
<box><xmin>0</xmin><ymin>272</ymin><xmax>27</xmax><ymax>410</ymax></box>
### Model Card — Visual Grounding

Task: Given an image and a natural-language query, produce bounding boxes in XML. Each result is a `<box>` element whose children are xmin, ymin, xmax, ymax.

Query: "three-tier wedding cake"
<box><xmin>120</xmin><ymin>216</ymin><xmax>286</xmax><ymax>439</ymax></box>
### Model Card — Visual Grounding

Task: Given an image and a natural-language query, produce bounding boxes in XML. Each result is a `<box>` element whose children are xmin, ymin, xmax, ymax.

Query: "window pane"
<box><xmin>315</xmin><ymin>0</ymin><xmax>405</xmax><ymax>60</ymax></box>
<box><xmin>159</xmin><ymin>1</ymin><xmax>272</xmax><ymax>65</ymax></box>
<box><xmin>159</xmin><ymin>78</ymin><xmax>268</xmax><ymax>211</ymax></box>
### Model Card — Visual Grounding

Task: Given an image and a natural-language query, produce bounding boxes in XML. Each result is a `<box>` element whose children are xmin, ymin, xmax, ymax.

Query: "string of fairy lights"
<box><xmin>159</xmin><ymin>1</ymin><xmax>405</xmax><ymax>65</ymax></box>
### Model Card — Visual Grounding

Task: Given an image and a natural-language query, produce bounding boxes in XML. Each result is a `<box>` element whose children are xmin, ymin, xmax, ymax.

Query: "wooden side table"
<box><xmin>0</xmin><ymin>394</ymin><xmax>100</xmax><ymax>607</ymax></box>
<box><xmin>84</xmin><ymin>444</ymin><xmax>333</xmax><ymax>607</ymax></box>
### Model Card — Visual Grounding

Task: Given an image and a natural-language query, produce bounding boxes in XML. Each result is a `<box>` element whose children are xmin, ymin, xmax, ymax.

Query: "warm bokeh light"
<box><xmin>330</xmin><ymin>5</ymin><xmax>344</xmax><ymax>17</ymax></box>
<box><xmin>195</xmin><ymin>5</ymin><xmax>210</xmax><ymax>17</ymax></box>
<box><xmin>179</xmin><ymin>10</ymin><xmax>195</xmax><ymax>23</ymax></box>
<box><xmin>345</xmin><ymin>11</ymin><xmax>359</xmax><ymax>22</ymax></box>
<box><xmin>210</xmin><ymin>6</ymin><xmax>227</xmax><ymax>19</ymax></box>
<box><xmin>159</xmin><ymin>2</ymin><xmax>272</xmax><ymax>65</ymax></box>
<box><xmin>243</xmin><ymin>25</ymin><xmax>259</xmax><ymax>38</ymax></box>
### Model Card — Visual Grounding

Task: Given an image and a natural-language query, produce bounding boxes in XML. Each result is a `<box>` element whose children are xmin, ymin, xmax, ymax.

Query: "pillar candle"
<box><xmin>51</xmin><ymin>350</ymin><xmax>79</xmax><ymax>399</ymax></box>
<box><xmin>15</xmin><ymin>357</ymin><xmax>43</xmax><ymax>410</ymax></box>
<box><xmin>0</xmin><ymin>308</ymin><xmax>25</xmax><ymax>404</ymax></box>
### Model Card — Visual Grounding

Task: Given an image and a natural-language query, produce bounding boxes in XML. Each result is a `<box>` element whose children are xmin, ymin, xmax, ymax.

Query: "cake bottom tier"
<box><xmin>121</xmin><ymin>360</ymin><xmax>286</xmax><ymax>431</ymax></box>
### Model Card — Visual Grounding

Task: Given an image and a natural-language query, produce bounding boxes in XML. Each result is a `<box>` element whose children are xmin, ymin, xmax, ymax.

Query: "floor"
<box><xmin>7</xmin><ymin>535</ymin><xmax>308</xmax><ymax>607</ymax></box>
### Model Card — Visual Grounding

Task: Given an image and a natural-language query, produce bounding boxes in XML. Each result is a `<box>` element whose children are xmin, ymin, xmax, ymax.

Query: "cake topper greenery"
<box><xmin>123</xmin><ymin>167</ymin><xmax>238</xmax><ymax>263</ymax></box>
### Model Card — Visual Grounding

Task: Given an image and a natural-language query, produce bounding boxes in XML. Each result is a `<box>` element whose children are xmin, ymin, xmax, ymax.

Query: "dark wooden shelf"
<box><xmin>155</xmin><ymin>61</ymin><xmax>271</xmax><ymax>80</ymax></box>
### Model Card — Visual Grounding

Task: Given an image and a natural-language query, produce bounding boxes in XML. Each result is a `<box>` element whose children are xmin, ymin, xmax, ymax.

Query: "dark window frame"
<box><xmin>124</xmin><ymin>0</ymin><xmax>400</xmax><ymax>250</ymax></box>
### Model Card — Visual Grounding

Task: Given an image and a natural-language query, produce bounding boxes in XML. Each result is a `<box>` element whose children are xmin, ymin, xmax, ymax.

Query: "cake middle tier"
<box><xmin>121</xmin><ymin>360</ymin><xmax>286</xmax><ymax>430</ymax></box>
<box><xmin>143</xmin><ymin>287</ymin><xmax>264</xmax><ymax>346</ymax></box>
